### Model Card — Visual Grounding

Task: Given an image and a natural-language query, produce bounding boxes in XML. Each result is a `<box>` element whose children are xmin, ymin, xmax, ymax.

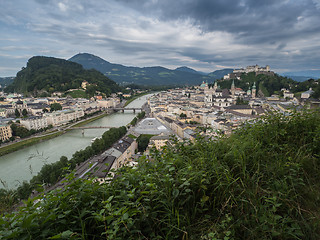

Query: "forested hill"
<box><xmin>5</xmin><ymin>56</ymin><xmax>121</xmax><ymax>96</ymax></box>
<box><xmin>69</xmin><ymin>53</ymin><xmax>232</xmax><ymax>86</ymax></box>
<box><xmin>216</xmin><ymin>72</ymin><xmax>320</xmax><ymax>97</ymax></box>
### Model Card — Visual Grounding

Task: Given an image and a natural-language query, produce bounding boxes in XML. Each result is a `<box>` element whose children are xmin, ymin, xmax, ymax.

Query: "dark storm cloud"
<box><xmin>118</xmin><ymin>0</ymin><xmax>320</xmax><ymax>44</ymax></box>
<box><xmin>1</xmin><ymin>0</ymin><xmax>320</xmax><ymax>76</ymax></box>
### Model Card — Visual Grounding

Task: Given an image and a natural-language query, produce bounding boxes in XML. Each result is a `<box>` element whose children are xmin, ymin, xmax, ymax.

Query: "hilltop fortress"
<box><xmin>224</xmin><ymin>64</ymin><xmax>274</xmax><ymax>80</ymax></box>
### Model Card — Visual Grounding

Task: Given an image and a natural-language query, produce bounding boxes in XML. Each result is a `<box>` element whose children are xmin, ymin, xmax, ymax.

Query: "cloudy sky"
<box><xmin>1</xmin><ymin>0</ymin><xmax>320</xmax><ymax>77</ymax></box>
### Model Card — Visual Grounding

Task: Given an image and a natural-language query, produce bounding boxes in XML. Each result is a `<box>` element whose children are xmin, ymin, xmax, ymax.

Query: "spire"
<box><xmin>231</xmin><ymin>79</ymin><xmax>235</xmax><ymax>96</ymax></box>
<box><xmin>213</xmin><ymin>81</ymin><xmax>218</xmax><ymax>91</ymax></box>
<box><xmin>252</xmin><ymin>82</ymin><xmax>256</xmax><ymax>98</ymax></box>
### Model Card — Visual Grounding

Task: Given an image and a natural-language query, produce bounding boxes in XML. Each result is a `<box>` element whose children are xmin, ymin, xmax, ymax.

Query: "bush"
<box><xmin>1</xmin><ymin>111</ymin><xmax>320</xmax><ymax>239</ymax></box>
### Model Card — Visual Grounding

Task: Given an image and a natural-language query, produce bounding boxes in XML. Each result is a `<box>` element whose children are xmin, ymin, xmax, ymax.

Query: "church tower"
<box><xmin>213</xmin><ymin>81</ymin><xmax>218</xmax><ymax>92</ymax></box>
<box><xmin>247</xmin><ymin>87</ymin><xmax>251</xmax><ymax>96</ymax></box>
<box><xmin>252</xmin><ymin>82</ymin><xmax>256</xmax><ymax>98</ymax></box>
<box><xmin>231</xmin><ymin>79</ymin><xmax>235</xmax><ymax>96</ymax></box>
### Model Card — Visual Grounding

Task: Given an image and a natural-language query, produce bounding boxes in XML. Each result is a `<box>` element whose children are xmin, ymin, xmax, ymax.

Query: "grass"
<box><xmin>1</xmin><ymin>111</ymin><xmax>320</xmax><ymax>239</ymax></box>
<box><xmin>0</xmin><ymin>131</ymin><xmax>63</xmax><ymax>157</ymax></box>
<box><xmin>127</xmin><ymin>134</ymin><xmax>137</xmax><ymax>139</ymax></box>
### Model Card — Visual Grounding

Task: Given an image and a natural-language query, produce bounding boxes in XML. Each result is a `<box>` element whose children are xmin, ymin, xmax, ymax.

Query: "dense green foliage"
<box><xmin>136</xmin><ymin>134</ymin><xmax>154</xmax><ymax>153</ymax></box>
<box><xmin>180</xmin><ymin>113</ymin><xmax>187</xmax><ymax>118</ymax></box>
<box><xmin>129</xmin><ymin>111</ymin><xmax>145</xmax><ymax>126</ymax></box>
<box><xmin>9</xmin><ymin>123</ymin><xmax>53</xmax><ymax>139</ymax></box>
<box><xmin>5</xmin><ymin>56</ymin><xmax>121</xmax><ymax>96</ymax></box>
<box><xmin>236</xmin><ymin>96</ymin><xmax>249</xmax><ymax>105</ymax></box>
<box><xmin>1</xmin><ymin>111</ymin><xmax>320</xmax><ymax>239</ymax></box>
<box><xmin>50</xmin><ymin>103</ymin><xmax>62</xmax><ymax>112</ymax></box>
<box><xmin>137</xmin><ymin>111</ymin><xmax>145</xmax><ymax>119</ymax></box>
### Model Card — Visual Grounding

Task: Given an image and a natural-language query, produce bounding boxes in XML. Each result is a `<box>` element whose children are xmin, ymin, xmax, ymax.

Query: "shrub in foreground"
<box><xmin>0</xmin><ymin>111</ymin><xmax>319</xmax><ymax>239</ymax></box>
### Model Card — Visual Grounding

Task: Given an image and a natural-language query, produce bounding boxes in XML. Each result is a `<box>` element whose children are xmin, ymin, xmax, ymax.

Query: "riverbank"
<box><xmin>0</xmin><ymin>111</ymin><xmax>111</xmax><ymax>157</ymax></box>
<box><xmin>0</xmin><ymin>94</ymin><xmax>153</xmax><ymax>190</ymax></box>
<box><xmin>124</xmin><ymin>92</ymin><xmax>150</xmax><ymax>107</ymax></box>
<box><xmin>0</xmin><ymin>131</ymin><xmax>63</xmax><ymax>157</ymax></box>
<box><xmin>68</xmin><ymin>112</ymin><xmax>109</xmax><ymax>128</ymax></box>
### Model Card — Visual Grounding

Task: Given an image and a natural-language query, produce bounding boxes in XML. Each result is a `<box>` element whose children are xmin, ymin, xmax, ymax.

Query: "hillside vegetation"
<box><xmin>217</xmin><ymin>72</ymin><xmax>320</xmax><ymax>97</ymax></box>
<box><xmin>5</xmin><ymin>56</ymin><xmax>121</xmax><ymax>96</ymax></box>
<box><xmin>0</xmin><ymin>111</ymin><xmax>320</xmax><ymax>239</ymax></box>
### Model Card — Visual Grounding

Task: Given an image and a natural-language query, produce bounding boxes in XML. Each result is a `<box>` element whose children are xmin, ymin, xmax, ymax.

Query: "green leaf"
<box><xmin>49</xmin><ymin>230</ymin><xmax>74</xmax><ymax>239</ymax></box>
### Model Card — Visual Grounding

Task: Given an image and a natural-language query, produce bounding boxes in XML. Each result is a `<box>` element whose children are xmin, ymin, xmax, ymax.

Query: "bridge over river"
<box><xmin>112</xmin><ymin>107</ymin><xmax>142</xmax><ymax>113</ymax></box>
<box><xmin>0</xmin><ymin>93</ymin><xmax>154</xmax><ymax>189</ymax></box>
<box><xmin>68</xmin><ymin>126</ymin><xmax>113</xmax><ymax>130</ymax></box>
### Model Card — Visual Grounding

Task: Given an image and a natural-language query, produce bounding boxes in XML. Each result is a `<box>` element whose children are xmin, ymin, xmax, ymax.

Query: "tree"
<box><xmin>137</xmin><ymin>111</ymin><xmax>145</xmax><ymax>119</ymax></box>
<box><xmin>130</xmin><ymin>117</ymin><xmax>138</xmax><ymax>126</ymax></box>
<box><xmin>236</xmin><ymin>97</ymin><xmax>248</xmax><ymax>105</ymax></box>
<box><xmin>22</xmin><ymin>109</ymin><xmax>28</xmax><ymax>117</ymax></box>
<box><xmin>42</xmin><ymin>108</ymin><xmax>49</xmax><ymax>113</ymax></box>
<box><xmin>137</xmin><ymin>134</ymin><xmax>153</xmax><ymax>152</ymax></box>
<box><xmin>15</xmin><ymin>109</ymin><xmax>20</xmax><ymax>118</ymax></box>
<box><xmin>50</xmin><ymin>103</ymin><xmax>62</xmax><ymax>112</ymax></box>
<box><xmin>10</xmin><ymin>123</ymin><xmax>31</xmax><ymax>138</ymax></box>
<box><xmin>180</xmin><ymin>113</ymin><xmax>187</xmax><ymax>118</ymax></box>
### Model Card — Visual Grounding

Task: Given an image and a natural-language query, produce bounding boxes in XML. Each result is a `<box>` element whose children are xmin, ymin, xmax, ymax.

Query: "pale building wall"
<box><xmin>0</xmin><ymin>125</ymin><xmax>12</xmax><ymax>142</ymax></box>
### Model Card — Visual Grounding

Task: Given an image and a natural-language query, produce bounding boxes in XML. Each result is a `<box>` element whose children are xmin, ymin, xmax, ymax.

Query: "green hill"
<box><xmin>69</xmin><ymin>53</ymin><xmax>229</xmax><ymax>86</ymax></box>
<box><xmin>216</xmin><ymin>72</ymin><xmax>298</xmax><ymax>97</ymax></box>
<box><xmin>1</xmin><ymin>111</ymin><xmax>319</xmax><ymax>239</ymax></box>
<box><xmin>5</xmin><ymin>56</ymin><xmax>121</xmax><ymax>96</ymax></box>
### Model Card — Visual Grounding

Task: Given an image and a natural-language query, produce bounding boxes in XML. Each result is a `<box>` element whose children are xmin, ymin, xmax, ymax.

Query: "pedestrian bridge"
<box><xmin>69</xmin><ymin>126</ymin><xmax>113</xmax><ymax>130</ymax></box>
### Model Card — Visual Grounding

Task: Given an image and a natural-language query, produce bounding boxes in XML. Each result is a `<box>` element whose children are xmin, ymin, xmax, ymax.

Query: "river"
<box><xmin>0</xmin><ymin>94</ymin><xmax>151</xmax><ymax>189</ymax></box>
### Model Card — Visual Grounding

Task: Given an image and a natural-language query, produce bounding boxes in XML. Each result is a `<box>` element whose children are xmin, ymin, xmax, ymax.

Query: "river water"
<box><xmin>0</xmin><ymin>95</ymin><xmax>151</xmax><ymax>189</ymax></box>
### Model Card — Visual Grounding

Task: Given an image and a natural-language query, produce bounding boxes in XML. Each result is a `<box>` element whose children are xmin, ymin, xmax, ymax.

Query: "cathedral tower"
<box><xmin>231</xmin><ymin>79</ymin><xmax>235</xmax><ymax>96</ymax></box>
<box><xmin>252</xmin><ymin>82</ymin><xmax>256</xmax><ymax>98</ymax></box>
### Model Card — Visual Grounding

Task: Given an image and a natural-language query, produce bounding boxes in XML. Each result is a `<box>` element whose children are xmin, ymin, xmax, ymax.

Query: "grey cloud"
<box><xmin>118</xmin><ymin>0</ymin><xmax>320</xmax><ymax>45</ymax></box>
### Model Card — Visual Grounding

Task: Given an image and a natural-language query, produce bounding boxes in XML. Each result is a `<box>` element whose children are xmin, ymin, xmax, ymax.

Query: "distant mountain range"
<box><xmin>282</xmin><ymin>70</ymin><xmax>320</xmax><ymax>82</ymax></box>
<box><xmin>0</xmin><ymin>77</ymin><xmax>14</xmax><ymax>87</ymax></box>
<box><xmin>69</xmin><ymin>53</ymin><xmax>233</xmax><ymax>86</ymax></box>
